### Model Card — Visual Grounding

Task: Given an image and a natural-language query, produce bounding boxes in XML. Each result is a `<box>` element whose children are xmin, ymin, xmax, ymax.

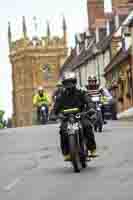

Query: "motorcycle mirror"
<box><xmin>76</xmin><ymin>114</ymin><xmax>80</xmax><ymax>119</ymax></box>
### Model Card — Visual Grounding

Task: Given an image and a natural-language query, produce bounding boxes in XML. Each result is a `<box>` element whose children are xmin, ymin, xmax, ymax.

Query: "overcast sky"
<box><xmin>0</xmin><ymin>0</ymin><xmax>111</xmax><ymax>119</ymax></box>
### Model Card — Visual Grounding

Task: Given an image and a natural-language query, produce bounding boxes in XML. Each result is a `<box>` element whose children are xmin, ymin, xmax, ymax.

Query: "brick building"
<box><xmin>104</xmin><ymin>12</ymin><xmax>133</xmax><ymax>113</ymax></box>
<box><xmin>61</xmin><ymin>0</ymin><xmax>132</xmax><ymax>88</ymax></box>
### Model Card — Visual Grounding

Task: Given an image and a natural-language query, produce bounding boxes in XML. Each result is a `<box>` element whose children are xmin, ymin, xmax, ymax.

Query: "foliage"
<box><xmin>0</xmin><ymin>110</ymin><xmax>6</xmax><ymax>128</ymax></box>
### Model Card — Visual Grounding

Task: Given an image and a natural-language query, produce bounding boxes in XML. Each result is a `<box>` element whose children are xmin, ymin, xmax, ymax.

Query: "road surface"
<box><xmin>0</xmin><ymin>120</ymin><xmax>133</xmax><ymax>199</ymax></box>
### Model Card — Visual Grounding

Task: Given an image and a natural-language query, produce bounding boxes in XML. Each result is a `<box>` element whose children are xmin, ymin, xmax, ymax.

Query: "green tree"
<box><xmin>0</xmin><ymin>110</ymin><xmax>5</xmax><ymax>128</ymax></box>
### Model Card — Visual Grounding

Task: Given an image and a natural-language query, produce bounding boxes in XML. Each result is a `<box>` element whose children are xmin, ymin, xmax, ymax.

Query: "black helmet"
<box><xmin>88</xmin><ymin>76</ymin><xmax>92</xmax><ymax>81</ymax></box>
<box><xmin>62</xmin><ymin>71</ymin><xmax>77</xmax><ymax>88</ymax></box>
<box><xmin>93</xmin><ymin>76</ymin><xmax>97</xmax><ymax>81</ymax></box>
<box><xmin>56</xmin><ymin>80</ymin><xmax>62</xmax><ymax>87</ymax></box>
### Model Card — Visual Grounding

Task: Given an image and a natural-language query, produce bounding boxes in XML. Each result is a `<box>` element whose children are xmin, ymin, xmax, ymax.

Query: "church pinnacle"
<box><xmin>8</xmin><ymin>22</ymin><xmax>12</xmax><ymax>49</ymax></box>
<box><xmin>62</xmin><ymin>16</ymin><xmax>67</xmax><ymax>32</ymax></box>
<box><xmin>62</xmin><ymin>16</ymin><xmax>67</xmax><ymax>44</ymax></box>
<box><xmin>22</xmin><ymin>16</ymin><xmax>27</xmax><ymax>38</ymax></box>
<box><xmin>46</xmin><ymin>20</ymin><xmax>51</xmax><ymax>39</ymax></box>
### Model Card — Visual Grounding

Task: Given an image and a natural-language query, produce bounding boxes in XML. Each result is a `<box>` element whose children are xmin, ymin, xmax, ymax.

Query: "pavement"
<box><xmin>0</xmin><ymin>121</ymin><xmax>133</xmax><ymax>199</ymax></box>
<box><xmin>117</xmin><ymin>107</ymin><xmax>133</xmax><ymax>120</ymax></box>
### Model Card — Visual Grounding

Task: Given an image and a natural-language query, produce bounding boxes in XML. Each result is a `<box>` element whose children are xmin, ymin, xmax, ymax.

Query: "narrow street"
<box><xmin>0</xmin><ymin>121</ymin><xmax>133</xmax><ymax>200</ymax></box>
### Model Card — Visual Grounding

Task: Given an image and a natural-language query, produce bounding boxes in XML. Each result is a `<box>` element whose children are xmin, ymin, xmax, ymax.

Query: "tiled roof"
<box><xmin>60</xmin><ymin>49</ymin><xmax>76</xmax><ymax>74</ymax></box>
<box><xmin>96</xmin><ymin>34</ymin><xmax>112</xmax><ymax>52</ymax></box>
<box><xmin>71</xmin><ymin>47</ymin><xmax>94</xmax><ymax>70</ymax></box>
<box><xmin>61</xmin><ymin>35</ymin><xmax>112</xmax><ymax>73</ymax></box>
<box><xmin>104</xmin><ymin>48</ymin><xmax>130</xmax><ymax>74</ymax></box>
<box><xmin>60</xmin><ymin>10</ymin><xmax>133</xmax><ymax>77</ymax></box>
<box><xmin>60</xmin><ymin>36</ymin><xmax>95</xmax><ymax>72</ymax></box>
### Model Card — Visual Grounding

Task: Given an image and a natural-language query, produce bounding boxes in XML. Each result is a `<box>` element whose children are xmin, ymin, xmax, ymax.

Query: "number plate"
<box><xmin>67</xmin><ymin>123</ymin><xmax>79</xmax><ymax>135</ymax></box>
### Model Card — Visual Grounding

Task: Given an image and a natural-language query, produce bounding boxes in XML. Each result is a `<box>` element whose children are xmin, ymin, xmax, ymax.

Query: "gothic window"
<box><xmin>17</xmin><ymin>94</ymin><xmax>24</xmax><ymax>109</ymax></box>
<box><xmin>16</xmin><ymin>71</ymin><xmax>20</xmax><ymax>85</ymax></box>
<box><xmin>120</xmin><ymin>81</ymin><xmax>124</xmax><ymax>95</ymax></box>
<box><xmin>20</xmin><ymin>94</ymin><xmax>25</xmax><ymax>106</ymax></box>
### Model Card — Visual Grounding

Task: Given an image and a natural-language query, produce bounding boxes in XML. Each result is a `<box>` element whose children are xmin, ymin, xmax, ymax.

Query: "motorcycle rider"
<box><xmin>86</xmin><ymin>76</ymin><xmax>111</xmax><ymax>123</ymax></box>
<box><xmin>33</xmin><ymin>86</ymin><xmax>51</xmax><ymax>122</ymax></box>
<box><xmin>86</xmin><ymin>76</ymin><xmax>100</xmax><ymax>95</ymax></box>
<box><xmin>99</xmin><ymin>87</ymin><xmax>117</xmax><ymax>120</ymax></box>
<box><xmin>50</xmin><ymin>72</ymin><xmax>97</xmax><ymax>161</ymax></box>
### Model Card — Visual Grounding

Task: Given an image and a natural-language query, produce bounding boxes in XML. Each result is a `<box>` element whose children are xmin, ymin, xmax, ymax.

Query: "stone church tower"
<box><xmin>8</xmin><ymin>17</ymin><xmax>68</xmax><ymax>127</ymax></box>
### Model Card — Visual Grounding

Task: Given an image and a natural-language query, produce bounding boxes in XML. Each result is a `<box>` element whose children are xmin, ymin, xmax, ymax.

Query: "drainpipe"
<box><xmin>115</xmin><ymin>13</ymin><xmax>120</xmax><ymax>30</ymax></box>
<box><xmin>96</xmin><ymin>55</ymin><xmax>101</xmax><ymax>86</ymax></box>
<box><xmin>131</xmin><ymin>22</ymin><xmax>133</xmax><ymax>104</ymax></box>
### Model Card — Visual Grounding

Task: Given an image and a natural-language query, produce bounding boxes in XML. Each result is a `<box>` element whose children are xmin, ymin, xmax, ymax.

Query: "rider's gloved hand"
<box><xmin>90</xmin><ymin>113</ymin><xmax>97</xmax><ymax>122</ymax></box>
<box><xmin>58</xmin><ymin>113</ymin><xmax>64</xmax><ymax>119</ymax></box>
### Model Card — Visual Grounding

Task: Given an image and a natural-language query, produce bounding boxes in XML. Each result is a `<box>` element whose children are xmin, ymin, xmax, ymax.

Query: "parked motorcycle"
<box><xmin>91</xmin><ymin>95</ymin><xmax>103</xmax><ymax>132</ymax></box>
<box><xmin>58</xmin><ymin>108</ymin><xmax>94</xmax><ymax>173</ymax></box>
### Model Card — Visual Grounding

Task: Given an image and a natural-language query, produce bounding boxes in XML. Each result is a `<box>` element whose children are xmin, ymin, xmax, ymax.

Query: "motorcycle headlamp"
<box><xmin>69</xmin><ymin>115</ymin><xmax>75</xmax><ymax>123</ymax></box>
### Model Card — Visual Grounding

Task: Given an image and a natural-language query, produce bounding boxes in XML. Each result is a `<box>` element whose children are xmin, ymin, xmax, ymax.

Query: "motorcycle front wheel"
<box><xmin>68</xmin><ymin>134</ymin><xmax>81</xmax><ymax>173</ymax></box>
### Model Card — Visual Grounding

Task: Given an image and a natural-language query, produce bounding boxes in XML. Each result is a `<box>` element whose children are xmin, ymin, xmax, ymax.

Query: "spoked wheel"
<box><xmin>80</xmin><ymin>141</ymin><xmax>87</xmax><ymax>169</ymax></box>
<box><xmin>94</xmin><ymin>125</ymin><xmax>97</xmax><ymax>132</ymax></box>
<box><xmin>68</xmin><ymin>135</ymin><xmax>81</xmax><ymax>173</ymax></box>
<box><xmin>97</xmin><ymin>111</ymin><xmax>103</xmax><ymax>133</ymax></box>
<box><xmin>98</xmin><ymin>123</ymin><xmax>103</xmax><ymax>132</ymax></box>
<box><xmin>41</xmin><ymin>113</ymin><xmax>47</xmax><ymax>124</ymax></box>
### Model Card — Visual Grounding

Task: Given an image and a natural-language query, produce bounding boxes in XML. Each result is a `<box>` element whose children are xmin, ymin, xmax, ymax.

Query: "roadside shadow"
<box><xmin>41</xmin><ymin>163</ymin><xmax>103</xmax><ymax>177</ymax></box>
<box><xmin>101</xmin><ymin>128</ymin><xmax>112</xmax><ymax>134</ymax></box>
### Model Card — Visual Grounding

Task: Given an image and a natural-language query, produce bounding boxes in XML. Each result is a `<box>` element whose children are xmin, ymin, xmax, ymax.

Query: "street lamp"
<box><xmin>93</xmin><ymin>46</ymin><xmax>101</xmax><ymax>85</ymax></box>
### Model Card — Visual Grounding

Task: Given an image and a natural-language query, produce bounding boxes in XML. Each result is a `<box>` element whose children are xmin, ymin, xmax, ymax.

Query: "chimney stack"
<box><xmin>96</xmin><ymin>27</ymin><xmax>99</xmax><ymax>43</ymax></box>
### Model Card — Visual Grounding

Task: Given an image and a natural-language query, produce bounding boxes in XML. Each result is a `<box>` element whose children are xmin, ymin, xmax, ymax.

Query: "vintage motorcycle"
<box><xmin>58</xmin><ymin>108</ymin><xmax>94</xmax><ymax>173</ymax></box>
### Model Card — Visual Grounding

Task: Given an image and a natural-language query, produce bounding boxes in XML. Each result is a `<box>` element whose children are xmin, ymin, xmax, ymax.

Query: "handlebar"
<box><xmin>58</xmin><ymin>108</ymin><xmax>96</xmax><ymax>120</ymax></box>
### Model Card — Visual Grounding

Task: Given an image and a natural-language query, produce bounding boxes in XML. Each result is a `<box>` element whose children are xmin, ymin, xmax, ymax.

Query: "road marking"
<box><xmin>3</xmin><ymin>177</ymin><xmax>22</xmax><ymax>192</ymax></box>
